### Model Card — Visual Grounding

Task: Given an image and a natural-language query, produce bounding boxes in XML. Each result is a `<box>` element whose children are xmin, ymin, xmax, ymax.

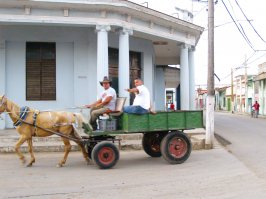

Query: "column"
<box><xmin>180</xmin><ymin>44</ymin><xmax>190</xmax><ymax>110</ymax></box>
<box><xmin>96</xmin><ymin>25</ymin><xmax>111</xmax><ymax>97</ymax></box>
<box><xmin>0</xmin><ymin>40</ymin><xmax>6</xmax><ymax>129</ymax></box>
<box><xmin>118</xmin><ymin>28</ymin><xmax>132</xmax><ymax>105</ymax></box>
<box><xmin>188</xmin><ymin>47</ymin><xmax>195</xmax><ymax>110</ymax></box>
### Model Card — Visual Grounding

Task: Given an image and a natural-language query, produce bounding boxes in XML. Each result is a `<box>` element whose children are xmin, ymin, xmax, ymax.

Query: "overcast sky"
<box><xmin>129</xmin><ymin>0</ymin><xmax>266</xmax><ymax>87</ymax></box>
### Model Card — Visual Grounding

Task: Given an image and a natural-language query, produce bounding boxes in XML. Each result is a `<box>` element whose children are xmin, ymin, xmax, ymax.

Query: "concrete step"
<box><xmin>0</xmin><ymin>129</ymin><xmax>206</xmax><ymax>153</ymax></box>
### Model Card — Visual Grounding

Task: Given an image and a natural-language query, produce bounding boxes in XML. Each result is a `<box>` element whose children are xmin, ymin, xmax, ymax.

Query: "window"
<box><xmin>26</xmin><ymin>42</ymin><xmax>56</xmax><ymax>100</ymax></box>
<box><xmin>108</xmin><ymin>48</ymin><xmax>141</xmax><ymax>104</ymax></box>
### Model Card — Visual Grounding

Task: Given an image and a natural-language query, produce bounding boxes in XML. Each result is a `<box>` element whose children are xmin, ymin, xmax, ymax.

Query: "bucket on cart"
<box><xmin>98</xmin><ymin>119</ymin><xmax>117</xmax><ymax>131</ymax></box>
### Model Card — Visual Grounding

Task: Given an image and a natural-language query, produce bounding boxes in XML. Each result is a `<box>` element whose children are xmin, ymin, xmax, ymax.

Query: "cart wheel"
<box><xmin>160</xmin><ymin>131</ymin><xmax>191</xmax><ymax>164</ymax></box>
<box><xmin>87</xmin><ymin>148</ymin><xmax>93</xmax><ymax>159</ymax></box>
<box><xmin>142</xmin><ymin>132</ymin><xmax>167</xmax><ymax>157</ymax></box>
<box><xmin>86</xmin><ymin>142</ymin><xmax>96</xmax><ymax>159</ymax></box>
<box><xmin>91</xmin><ymin>141</ymin><xmax>119</xmax><ymax>169</ymax></box>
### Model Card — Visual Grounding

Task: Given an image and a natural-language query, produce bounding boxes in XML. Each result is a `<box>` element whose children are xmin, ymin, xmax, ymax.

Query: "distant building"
<box><xmin>255</xmin><ymin>62</ymin><xmax>266</xmax><ymax>115</ymax></box>
<box><xmin>196</xmin><ymin>88</ymin><xmax>207</xmax><ymax>110</ymax></box>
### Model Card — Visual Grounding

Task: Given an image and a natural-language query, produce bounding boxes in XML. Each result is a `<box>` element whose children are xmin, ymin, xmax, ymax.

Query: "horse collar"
<box><xmin>14</xmin><ymin>106</ymin><xmax>30</xmax><ymax>127</ymax></box>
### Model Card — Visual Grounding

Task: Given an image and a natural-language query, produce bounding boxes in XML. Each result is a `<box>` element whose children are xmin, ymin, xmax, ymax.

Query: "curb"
<box><xmin>0</xmin><ymin>129</ymin><xmax>207</xmax><ymax>153</ymax></box>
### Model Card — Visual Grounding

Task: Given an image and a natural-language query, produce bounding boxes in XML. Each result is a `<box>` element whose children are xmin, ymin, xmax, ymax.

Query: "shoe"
<box><xmin>82</xmin><ymin>122</ymin><xmax>93</xmax><ymax>132</ymax></box>
<box><xmin>150</xmin><ymin>110</ymin><xmax>157</xmax><ymax>115</ymax></box>
<box><xmin>91</xmin><ymin>124</ymin><xmax>98</xmax><ymax>131</ymax></box>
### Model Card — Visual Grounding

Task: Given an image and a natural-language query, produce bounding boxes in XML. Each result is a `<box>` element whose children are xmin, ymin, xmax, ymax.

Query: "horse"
<box><xmin>0</xmin><ymin>95</ymin><xmax>90</xmax><ymax>167</ymax></box>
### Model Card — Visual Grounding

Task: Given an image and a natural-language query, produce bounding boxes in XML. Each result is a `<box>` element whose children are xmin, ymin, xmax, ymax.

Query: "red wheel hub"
<box><xmin>168</xmin><ymin>138</ymin><xmax>187</xmax><ymax>158</ymax></box>
<box><xmin>98</xmin><ymin>147</ymin><xmax>115</xmax><ymax>165</ymax></box>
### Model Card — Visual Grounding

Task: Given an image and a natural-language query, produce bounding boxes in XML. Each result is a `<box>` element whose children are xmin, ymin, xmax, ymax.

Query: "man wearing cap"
<box><xmin>85</xmin><ymin>76</ymin><xmax>117</xmax><ymax>130</ymax></box>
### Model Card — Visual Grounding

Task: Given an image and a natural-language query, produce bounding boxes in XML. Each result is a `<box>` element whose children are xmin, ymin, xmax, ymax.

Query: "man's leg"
<box><xmin>90</xmin><ymin>107</ymin><xmax>108</xmax><ymax>130</ymax></box>
<box><xmin>123</xmin><ymin>106</ymin><xmax>133</xmax><ymax>113</ymax></box>
<box><xmin>123</xmin><ymin>106</ymin><xmax>148</xmax><ymax>114</ymax></box>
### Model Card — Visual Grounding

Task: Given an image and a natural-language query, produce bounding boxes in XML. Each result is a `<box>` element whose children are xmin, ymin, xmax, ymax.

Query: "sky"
<box><xmin>128</xmin><ymin>0</ymin><xmax>266</xmax><ymax>87</ymax></box>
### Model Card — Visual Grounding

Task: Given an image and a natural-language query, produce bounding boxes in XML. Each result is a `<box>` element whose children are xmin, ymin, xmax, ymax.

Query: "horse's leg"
<box><xmin>15</xmin><ymin>136</ymin><xmax>27</xmax><ymax>164</ymax></box>
<box><xmin>76</xmin><ymin>142</ymin><xmax>91</xmax><ymax>165</ymax></box>
<box><xmin>26</xmin><ymin>138</ymin><xmax>35</xmax><ymax>167</ymax></box>
<box><xmin>57</xmin><ymin>138</ymin><xmax>72</xmax><ymax>167</ymax></box>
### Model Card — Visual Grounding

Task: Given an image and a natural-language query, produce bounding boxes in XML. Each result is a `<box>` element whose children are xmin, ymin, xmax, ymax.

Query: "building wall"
<box><xmin>0</xmin><ymin>25</ymin><xmax>155</xmax><ymax>128</ymax></box>
<box><xmin>155</xmin><ymin>67</ymin><xmax>165</xmax><ymax>111</ymax></box>
<box><xmin>259</xmin><ymin>79</ymin><xmax>266</xmax><ymax>115</ymax></box>
<box><xmin>0</xmin><ymin>40</ymin><xmax>6</xmax><ymax>129</ymax></box>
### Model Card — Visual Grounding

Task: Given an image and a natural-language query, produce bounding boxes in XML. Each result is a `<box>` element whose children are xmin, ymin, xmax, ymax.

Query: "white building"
<box><xmin>0</xmin><ymin>0</ymin><xmax>203</xmax><ymax>128</ymax></box>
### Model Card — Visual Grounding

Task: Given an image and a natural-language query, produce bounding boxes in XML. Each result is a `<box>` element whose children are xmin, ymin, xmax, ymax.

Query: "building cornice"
<box><xmin>0</xmin><ymin>0</ymin><xmax>204</xmax><ymax>45</ymax></box>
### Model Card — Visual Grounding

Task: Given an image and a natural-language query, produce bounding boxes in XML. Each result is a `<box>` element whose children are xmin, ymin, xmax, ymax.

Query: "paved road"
<box><xmin>1</xmin><ymin>147</ymin><xmax>266</xmax><ymax>198</ymax></box>
<box><xmin>215</xmin><ymin>112</ymin><xmax>266</xmax><ymax>180</ymax></box>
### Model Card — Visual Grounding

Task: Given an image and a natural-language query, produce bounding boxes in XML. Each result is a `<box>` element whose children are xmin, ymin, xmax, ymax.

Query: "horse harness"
<box><xmin>12</xmin><ymin>107</ymin><xmax>82</xmax><ymax>143</ymax></box>
<box><xmin>13</xmin><ymin>106</ymin><xmax>31</xmax><ymax>127</ymax></box>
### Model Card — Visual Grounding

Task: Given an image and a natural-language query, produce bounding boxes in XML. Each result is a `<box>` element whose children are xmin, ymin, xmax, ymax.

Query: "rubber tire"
<box><xmin>160</xmin><ymin>131</ymin><xmax>191</xmax><ymax>164</ymax></box>
<box><xmin>91</xmin><ymin>141</ymin><xmax>120</xmax><ymax>169</ymax></box>
<box><xmin>85</xmin><ymin>142</ymin><xmax>97</xmax><ymax>159</ymax></box>
<box><xmin>142</xmin><ymin>132</ymin><xmax>167</xmax><ymax>157</ymax></box>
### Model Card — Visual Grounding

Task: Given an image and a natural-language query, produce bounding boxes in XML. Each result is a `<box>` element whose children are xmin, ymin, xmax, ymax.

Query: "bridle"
<box><xmin>0</xmin><ymin>96</ymin><xmax>7</xmax><ymax>114</ymax></box>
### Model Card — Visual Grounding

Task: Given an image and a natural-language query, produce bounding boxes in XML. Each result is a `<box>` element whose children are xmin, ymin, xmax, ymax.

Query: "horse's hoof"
<box><xmin>87</xmin><ymin>160</ymin><xmax>93</xmax><ymax>165</ymax></box>
<box><xmin>56</xmin><ymin>164</ymin><xmax>63</xmax><ymax>168</ymax></box>
<box><xmin>26</xmin><ymin>163</ymin><xmax>32</xmax><ymax>167</ymax></box>
<box><xmin>21</xmin><ymin>158</ymin><xmax>26</xmax><ymax>164</ymax></box>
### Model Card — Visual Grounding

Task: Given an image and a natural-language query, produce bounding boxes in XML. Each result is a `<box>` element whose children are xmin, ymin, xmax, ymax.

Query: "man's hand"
<box><xmin>85</xmin><ymin>104</ymin><xmax>91</xmax><ymax>108</ymax></box>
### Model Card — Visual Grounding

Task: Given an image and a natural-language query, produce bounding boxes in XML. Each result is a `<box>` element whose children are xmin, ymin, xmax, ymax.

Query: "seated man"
<box><xmin>85</xmin><ymin>76</ymin><xmax>117</xmax><ymax>130</ymax></box>
<box><xmin>123</xmin><ymin>78</ymin><xmax>151</xmax><ymax>114</ymax></box>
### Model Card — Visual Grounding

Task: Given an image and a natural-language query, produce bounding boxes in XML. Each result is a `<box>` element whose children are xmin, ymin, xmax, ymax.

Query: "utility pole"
<box><xmin>205</xmin><ymin>0</ymin><xmax>214</xmax><ymax>149</ymax></box>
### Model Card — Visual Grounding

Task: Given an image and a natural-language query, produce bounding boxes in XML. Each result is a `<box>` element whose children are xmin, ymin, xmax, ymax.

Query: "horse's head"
<box><xmin>0</xmin><ymin>95</ymin><xmax>7</xmax><ymax>114</ymax></box>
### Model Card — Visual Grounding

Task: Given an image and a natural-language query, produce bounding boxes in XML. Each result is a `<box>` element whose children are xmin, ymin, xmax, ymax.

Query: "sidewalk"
<box><xmin>217</xmin><ymin>109</ymin><xmax>266</xmax><ymax>119</ymax></box>
<box><xmin>0</xmin><ymin>128</ymin><xmax>207</xmax><ymax>153</ymax></box>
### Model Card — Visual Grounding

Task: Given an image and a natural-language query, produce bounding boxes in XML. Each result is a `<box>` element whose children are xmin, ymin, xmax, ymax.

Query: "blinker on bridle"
<box><xmin>0</xmin><ymin>96</ymin><xmax>7</xmax><ymax>113</ymax></box>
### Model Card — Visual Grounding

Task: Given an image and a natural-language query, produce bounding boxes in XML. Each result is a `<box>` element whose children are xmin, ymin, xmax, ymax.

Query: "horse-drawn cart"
<box><xmin>0</xmin><ymin>95</ymin><xmax>203</xmax><ymax>169</ymax></box>
<box><xmin>82</xmin><ymin>110</ymin><xmax>204</xmax><ymax>169</ymax></box>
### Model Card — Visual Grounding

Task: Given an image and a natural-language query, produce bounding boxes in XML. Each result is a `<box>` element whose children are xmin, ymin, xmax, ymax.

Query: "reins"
<box><xmin>17</xmin><ymin>118</ymin><xmax>83</xmax><ymax>143</ymax></box>
<box><xmin>1</xmin><ymin>107</ymin><xmax>87</xmax><ymax>115</ymax></box>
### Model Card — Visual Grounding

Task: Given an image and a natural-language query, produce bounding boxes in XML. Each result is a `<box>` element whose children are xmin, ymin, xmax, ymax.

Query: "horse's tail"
<box><xmin>73</xmin><ymin>112</ymin><xmax>87</xmax><ymax>128</ymax></box>
<box><xmin>71</xmin><ymin>113</ymin><xmax>89</xmax><ymax>141</ymax></box>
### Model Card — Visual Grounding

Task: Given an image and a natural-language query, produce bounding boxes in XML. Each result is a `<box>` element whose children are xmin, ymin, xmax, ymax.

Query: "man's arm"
<box><xmin>101</xmin><ymin>96</ymin><xmax>112</xmax><ymax>106</ymax></box>
<box><xmin>85</xmin><ymin>99</ymin><xmax>102</xmax><ymax>108</ymax></box>
<box><xmin>125</xmin><ymin>87</ymin><xmax>139</xmax><ymax>94</ymax></box>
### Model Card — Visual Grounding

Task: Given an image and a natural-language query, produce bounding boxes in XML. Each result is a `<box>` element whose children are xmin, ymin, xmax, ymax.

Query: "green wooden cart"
<box><xmin>82</xmin><ymin>110</ymin><xmax>204</xmax><ymax>169</ymax></box>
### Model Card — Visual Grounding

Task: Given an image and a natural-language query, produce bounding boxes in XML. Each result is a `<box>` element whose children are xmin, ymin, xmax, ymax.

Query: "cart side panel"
<box><xmin>122</xmin><ymin>113</ymin><xmax>149</xmax><ymax>132</ymax></box>
<box><xmin>185</xmin><ymin>111</ymin><xmax>203</xmax><ymax>129</ymax></box>
<box><xmin>167</xmin><ymin>111</ymin><xmax>186</xmax><ymax>130</ymax></box>
<box><xmin>148</xmin><ymin>112</ymin><xmax>168</xmax><ymax>131</ymax></box>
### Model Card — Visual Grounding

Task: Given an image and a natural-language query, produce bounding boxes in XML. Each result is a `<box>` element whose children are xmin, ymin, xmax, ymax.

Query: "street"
<box><xmin>215</xmin><ymin>112</ymin><xmax>266</xmax><ymax>180</ymax></box>
<box><xmin>1</xmin><ymin>112</ymin><xmax>266</xmax><ymax>198</ymax></box>
<box><xmin>1</xmin><ymin>144</ymin><xmax>266</xmax><ymax>198</ymax></box>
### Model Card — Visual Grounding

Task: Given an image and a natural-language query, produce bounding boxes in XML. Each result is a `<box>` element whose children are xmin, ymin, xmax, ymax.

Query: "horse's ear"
<box><xmin>1</xmin><ymin>95</ymin><xmax>7</xmax><ymax>102</ymax></box>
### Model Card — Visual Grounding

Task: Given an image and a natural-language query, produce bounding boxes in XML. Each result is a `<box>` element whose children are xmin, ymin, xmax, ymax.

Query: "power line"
<box><xmin>247</xmin><ymin>52</ymin><xmax>266</xmax><ymax>65</ymax></box>
<box><xmin>234</xmin><ymin>0</ymin><xmax>266</xmax><ymax>43</ymax></box>
<box><xmin>221</xmin><ymin>0</ymin><xmax>255</xmax><ymax>51</ymax></box>
<box><xmin>220</xmin><ymin>52</ymin><xmax>258</xmax><ymax>81</ymax></box>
